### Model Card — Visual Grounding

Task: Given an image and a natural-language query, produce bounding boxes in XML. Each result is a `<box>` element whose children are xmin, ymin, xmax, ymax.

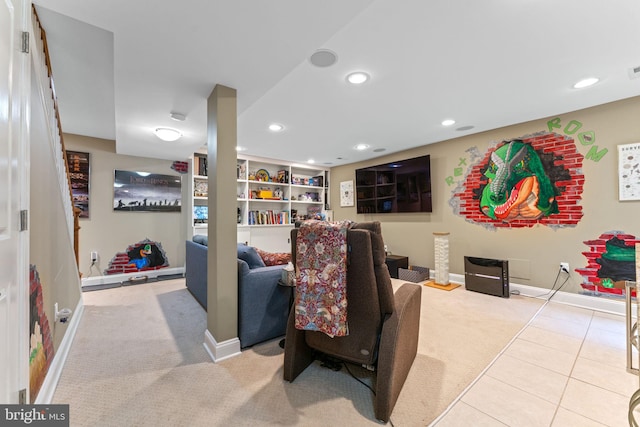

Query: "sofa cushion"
<box><xmin>237</xmin><ymin>243</ymin><xmax>266</xmax><ymax>269</ymax></box>
<box><xmin>256</xmin><ymin>248</ymin><xmax>291</xmax><ymax>266</ymax></box>
<box><xmin>193</xmin><ymin>234</ymin><xmax>208</xmax><ymax>246</ymax></box>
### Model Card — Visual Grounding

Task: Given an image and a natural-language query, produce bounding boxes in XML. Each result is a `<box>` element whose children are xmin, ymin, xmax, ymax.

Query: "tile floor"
<box><xmin>434</xmin><ymin>301</ymin><xmax>638</xmax><ymax>427</ymax></box>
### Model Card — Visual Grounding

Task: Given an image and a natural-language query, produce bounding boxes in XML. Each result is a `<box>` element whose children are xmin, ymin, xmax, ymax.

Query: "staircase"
<box><xmin>31</xmin><ymin>6</ymin><xmax>82</xmax><ymax>271</ymax></box>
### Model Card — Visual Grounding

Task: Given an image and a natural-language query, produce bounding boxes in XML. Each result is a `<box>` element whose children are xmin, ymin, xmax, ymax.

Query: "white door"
<box><xmin>1</xmin><ymin>0</ymin><xmax>29</xmax><ymax>404</ymax></box>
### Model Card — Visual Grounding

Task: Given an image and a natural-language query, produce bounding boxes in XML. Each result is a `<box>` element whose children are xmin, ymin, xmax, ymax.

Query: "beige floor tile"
<box><xmin>461</xmin><ymin>376</ymin><xmax>556</xmax><ymax>427</ymax></box>
<box><xmin>486</xmin><ymin>354</ymin><xmax>568</xmax><ymax>404</ymax></box>
<box><xmin>560</xmin><ymin>379</ymin><xmax>629</xmax><ymax>427</ymax></box>
<box><xmin>580</xmin><ymin>337</ymin><xmax>632</xmax><ymax>365</ymax></box>
<box><xmin>539</xmin><ymin>302</ymin><xmax>593</xmax><ymax>324</ymax></box>
<box><xmin>572</xmin><ymin>356</ymin><xmax>638</xmax><ymax>397</ymax></box>
<box><xmin>584</xmin><ymin>326</ymin><xmax>626</xmax><ymax>351</ymax></box>
<box><xmin>504</xmin><ymin>338</ymin><xmax>577</xmax><ymax>376</ymax></box>
<box><xmin>434</xmin><ymin>402</ymin><xmax>508</xmax><ymax>427</ymax></box>
<box><xmin>529</xmin><ymin>313</ymin><xmax>589</xmax><ymax>339</ymax></box>
<box><xmin>518</xmin><ymin>325</ymin><xmax>583</xmax><ymax>355</ymax></box>
<box><xmin>590</xmin><ymin>311</ymin><xmax>626</xmax><ymax>334</ymax></box>
<box><xmin>551</xmin><ymin>407</ymin><xmax>607</xmax><ymax>427</ymax></box>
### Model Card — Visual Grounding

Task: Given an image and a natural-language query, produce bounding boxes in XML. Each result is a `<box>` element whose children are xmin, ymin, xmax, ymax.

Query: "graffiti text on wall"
<box><xmin>547</xmin><ymin>117</ymin><xmax>608</xmax><ymax>162</ymax></box>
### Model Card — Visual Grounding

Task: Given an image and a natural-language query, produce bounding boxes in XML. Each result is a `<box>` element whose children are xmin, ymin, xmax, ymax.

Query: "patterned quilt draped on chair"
<box><xmin>294</xmin><ymin>220</ymin><xmax>352</xmax><ymax>337</ymax></box>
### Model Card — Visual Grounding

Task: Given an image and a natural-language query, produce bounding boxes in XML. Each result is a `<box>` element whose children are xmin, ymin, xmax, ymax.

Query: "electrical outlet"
<box><xmin>560</xmin><ymin>262</ymin><xmax>569</xmax><ymax>273</ymax></box>
<box><xmin>91</xmin><ymin>251</ymin><xmax>98</xmax><ymax>262</ymax></box>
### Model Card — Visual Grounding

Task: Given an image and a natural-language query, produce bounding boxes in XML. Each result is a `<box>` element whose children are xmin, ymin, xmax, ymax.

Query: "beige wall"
<box><xmin>330</xmin><ymin>96</ymin><xmax>640</xmax><ymax>294</ymax></box>
<box><xmin>30</xmin><ymin>84</ymin><xmax>81</xmax><ymax>350</ymax></box>
<box><xmin>65</xmin><ymin>134</ymin><xmax>189</xmax><ymax>277</ymax></box>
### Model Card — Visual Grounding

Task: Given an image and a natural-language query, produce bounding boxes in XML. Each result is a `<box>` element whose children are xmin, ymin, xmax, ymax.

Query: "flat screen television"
<box><xmin>193</xmin><ymin>206</ymin><xmax>208</xmax><ymax>223</ymax></box>
<box><xmin>355</xmin><ymin>154</ymin><xmax>432</xmax><ymax>213</ymax></box>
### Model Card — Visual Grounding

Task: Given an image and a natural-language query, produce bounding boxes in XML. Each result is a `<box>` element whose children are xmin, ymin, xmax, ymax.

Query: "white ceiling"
<box><xmin>35</xmin><ymin>0</ymin><xmax>640</xmax><ymax>167</ymax></box>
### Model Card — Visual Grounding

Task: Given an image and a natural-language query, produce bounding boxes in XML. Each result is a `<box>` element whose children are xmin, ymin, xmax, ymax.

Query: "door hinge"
<box><xmin>21</xmin><ymin>32</ymin><xmax>29</xmax><ymax>53</ymax></box>
<box><xmin>19</xmin><ymin>388</ymin><xmax>26</xmax><ymax>404</ymax></box>
<box><xmin>19</xmin><ymin>210</ymin><xmax>28</xmax><ymax>231</ymax></box>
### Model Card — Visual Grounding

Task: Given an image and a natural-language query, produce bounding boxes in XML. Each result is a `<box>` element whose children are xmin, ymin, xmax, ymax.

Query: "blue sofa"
<box><xmin>185</xmin><ymin>237</ymin><xmax>291</xmax><ymax>348</ymax></box>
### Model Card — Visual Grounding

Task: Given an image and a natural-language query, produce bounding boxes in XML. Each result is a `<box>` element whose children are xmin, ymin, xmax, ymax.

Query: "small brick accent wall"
<box><xmin>452</xmin><ymin>131</ymin><xmax>584</xmax><ymax>229</ymax></box>
<box><xmin>105</xmin><ymin>239</ymin><xmax>169</xmax><ymax>275</ymax></box>
<box><xmin>577</xmin><ymin>232</ymin><xmax>639</xmax><ymax>296</ymax></box>
<box><xmin>29</xmin><ymin>265</ymin><xmax>54</xmax><ymax>402</ymax></box>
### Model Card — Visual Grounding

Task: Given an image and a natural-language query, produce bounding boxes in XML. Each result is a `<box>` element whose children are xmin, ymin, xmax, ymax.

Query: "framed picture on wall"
<box><xmin>66</xmin><ymin>150</ymin><xmax>90</xmax><ymax>218</ymax></box>
<box><xmin>340</xmin><ymin>180</ymin><xmax>354</xmax><ymax>207</ymax></box>
<box><xmin>618</xmin><ymin>143</ymin><xmax>640</xmax><ymax>201</ymax></box>
<box><xmin>113</xmin><ymin>170</ymin><xmax>182</xmax><ymax>212</ymax></box>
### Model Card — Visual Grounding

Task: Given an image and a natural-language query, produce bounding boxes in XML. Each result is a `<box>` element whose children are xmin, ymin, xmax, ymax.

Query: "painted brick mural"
<box><xmin>451</xmin><ymin>131</ymin><xmax>584</xmax><ymax>229</ymax></box>
<box><xmin>29</xmin><ymin>265</ymin><xmax>54</xmax><ymax>402</ymax></box>
<box><xmin>576</xmin><ymin>231</ymin><xmax>638</xmax><ymax>296</ymax></box>
<box><xmin>105</xmin><ymin>238</ymin><xmax>169</xmax><ymax>275</ymax></box>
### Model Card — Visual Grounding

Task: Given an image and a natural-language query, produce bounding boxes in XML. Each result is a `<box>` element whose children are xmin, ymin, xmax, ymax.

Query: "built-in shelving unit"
<box><xmin>187</xmin><ymin>153</ymin><xmax>329</xmax><ymax>252</ymax></box>
<box><xmin>355</xmin><ymin>169</ymin><xmax>396</xmax><ymax>213</ymax></box>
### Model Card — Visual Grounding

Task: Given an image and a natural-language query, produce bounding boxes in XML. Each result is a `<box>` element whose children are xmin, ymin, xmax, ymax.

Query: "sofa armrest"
<box><xmin>375</xmin><ymin>282</ymin><xmax>422</xmax><ymax>422</ymax></box>
<box><xmin>185</xmin><ymin>240</ymin><xmax>208</xmax><ymax>309</ymax></box>
<box><xmin>237</xmin><ymin>263</ymin><xmax>290</xmax><ymax>348</ymax></box>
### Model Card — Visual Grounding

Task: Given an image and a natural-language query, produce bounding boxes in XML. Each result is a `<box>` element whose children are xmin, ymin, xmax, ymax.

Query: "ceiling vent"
<box><xmin>310</xmin><ymin>49</ymin><xmax>338</xmax><ymax>68</ymax></box>
<box><xmin>629</xmin><ymin>66</ymin><xmax>640</xmax><ymax>79</ymax></box>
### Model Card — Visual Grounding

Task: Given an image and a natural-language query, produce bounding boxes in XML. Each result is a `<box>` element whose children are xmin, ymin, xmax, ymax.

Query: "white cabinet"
<box><xmin>188</xmin><ymin>153</ymin><xmax>329</xmax><ymax>253</ymax></box>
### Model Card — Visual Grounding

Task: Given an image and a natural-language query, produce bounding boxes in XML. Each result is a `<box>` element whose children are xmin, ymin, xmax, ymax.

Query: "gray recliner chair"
<box><xmin>283</xmin><ymin>221</ymin><xmax>422</xmax><ymax>422</ymax></box>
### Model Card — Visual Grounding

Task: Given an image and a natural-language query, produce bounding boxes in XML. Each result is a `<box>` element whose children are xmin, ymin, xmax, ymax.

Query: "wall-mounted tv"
<box><xmin>355</xmin><ymin>154</ymin><xmax>432</xmax><ymax>214</ymax></box>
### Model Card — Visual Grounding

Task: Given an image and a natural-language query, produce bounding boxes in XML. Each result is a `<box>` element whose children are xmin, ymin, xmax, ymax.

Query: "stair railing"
<box><xmin>31</xmin><ymin>6</ymin><xmax>82</xmax><ymax>272</ymax></box>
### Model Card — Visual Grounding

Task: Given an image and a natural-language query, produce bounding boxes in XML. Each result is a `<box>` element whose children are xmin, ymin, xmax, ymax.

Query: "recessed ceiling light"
<box><xmin>154</xmin><ymin>127</ymin><xmax>182</xmax><ymax>142</ymax></box>
<box><xmin>236</xmin><ymin>146</ymin><xmax>246</xmax><ymax>152</ymax></box>
<box><xmin>309</xmin><ymin>49</ymin><xmax>338</xmax><ymax>67</ymax></box>
<box><xmin>307</xmin><ymin>159</ymin><xmax>315</xmax><ymax>164</ymax></box>
<box><xmin>441</xmin><ymin>119</ymin><xmax>456</xmax><ymax>126</ymax></box>
<box><xmin>354</xmin><ymin>143</ymin><xmax>370</xmax><ymax>151</ymax></box>
<box><xmin>573</xmin><ymin>77</ymin><xmax>599</xmax><ymax>89</ymax></box>
<box><xmin>346</xmin><ymin>72</ymin><xmax>370</xmax><ymax>85</ymax></box>
<box><xmin>170</xmin><ymin>112</ymin><xmax>186</xmax><ymax>121</ymax></box>
<box><xmin>268</xmin><ymin>123</ymin><xmax>284</xmax><ymax>132</ymax></box>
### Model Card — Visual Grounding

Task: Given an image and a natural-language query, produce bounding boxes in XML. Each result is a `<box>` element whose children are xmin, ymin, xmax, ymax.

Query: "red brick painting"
<box><xmin>452</xmin><ymin>131</ymin><xmax>584</xmax><ymax>229</ymax></box>
<box><xmin>29</xmin><ymin>265</ymin><xmax>54</xmax><ymax>402</ymax></box>
<box><xmin>105</xmin><ymin>238</ymin><xmax>169</xmax><ymax>275</ymax></box>
<box><xmin>576</xmin><ymin>232</ymin><xmax>638</xmax><ymax>296</ymax></box>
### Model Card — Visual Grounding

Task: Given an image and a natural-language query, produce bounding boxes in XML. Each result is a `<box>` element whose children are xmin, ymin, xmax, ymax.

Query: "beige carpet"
<box><xmin>52</xmin><ymin>278</ymin><xmax>543</xmax><ymax>426</ymax></box>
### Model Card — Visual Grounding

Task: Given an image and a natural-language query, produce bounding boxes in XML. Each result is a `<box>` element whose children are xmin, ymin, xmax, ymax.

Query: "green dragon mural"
<box><xmin>480</xmin><ymin>140</ymin><xmax>559</xmax><ymax>221</ymax></box>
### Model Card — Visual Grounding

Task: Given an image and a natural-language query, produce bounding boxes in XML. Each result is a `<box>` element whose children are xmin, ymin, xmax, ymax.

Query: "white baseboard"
<box><xmin>203</xmin><ymin>329</ymin><xmax>241</xmax><ymax>363</ymax></box>
<box><xmin>81</xmin><ymin>267</ymin><xmax>185</xmax><ymax>288</ymax></box>
<box><xmin>447</xmin><ymin>273</ymin><xmax>625</xmax><ymax>316</ymax></box>
<box><xmin>34</xmin><ymin>298</ymin><xmax>84</xmax><ymax>404</ymax></box>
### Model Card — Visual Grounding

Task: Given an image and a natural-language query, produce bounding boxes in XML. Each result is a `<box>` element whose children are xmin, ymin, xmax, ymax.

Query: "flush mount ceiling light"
<box><xmin>154</xmin><ymin>127</ymin><xmax>182</xmax><ymax>142</ymax></box>
<box><xmin>354</xmin><ymin>143</ymin><xmax>370</xmax><ymax>151</ymax></box>
<box><xmin>268</xmin><ymin>123</ymin><xmax>284</xmax><ymax>132</ymax></box>
<box><xmin>441</xmin><ymin>119</ymin><xmax>456</xmax><ymax>126</ymax></box>
<box><xmin>169</xmin><ymin>112</ymin><xmax>186</xmax><ymax>121</ymax></box>
<box><xmin>573</xmin><ymin>77</ymin><xmax>599</xmax><ymax>89</ymax></box>
<box><xmin>346</xmin><ymin>72</ymin><xmax>370</xmax><ymax>85</ymax></box>
<box><xmin>309</xmin><ymin>49</ymin><xmax>338</xmax><ymax>68</ymax></box>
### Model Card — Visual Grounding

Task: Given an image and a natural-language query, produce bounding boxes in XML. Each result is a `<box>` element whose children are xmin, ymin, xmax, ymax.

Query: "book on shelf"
<box><xmin>196</xmin><ymin>155</ymin><xmax>208</xmax><ymax>176</ymax></box>
<box><xmin>247</xmin><ymin>210</ymin><xmax>289</xmax><ymax>225</ymax></box>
